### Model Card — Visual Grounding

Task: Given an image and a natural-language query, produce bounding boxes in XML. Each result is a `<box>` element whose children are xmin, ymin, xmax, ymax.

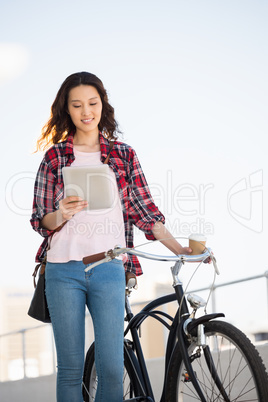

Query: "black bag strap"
<box><xmin>32</xmin><ymin>259</ymin><xmax>46</xmax><ymax>288</ymax></box>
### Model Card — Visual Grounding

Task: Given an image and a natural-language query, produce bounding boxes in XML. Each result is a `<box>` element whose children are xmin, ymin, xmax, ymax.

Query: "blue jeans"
<box><xmin>45</xmin><ymin>259</ymin><xmax>125</xmax><ymax>402</ymax></box>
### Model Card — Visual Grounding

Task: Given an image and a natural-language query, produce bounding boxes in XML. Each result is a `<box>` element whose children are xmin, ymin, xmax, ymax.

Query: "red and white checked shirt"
<box><xmin>30</xmin><ymin>133</ymin><xmax>165</xmax><ymax>275</ymax></box>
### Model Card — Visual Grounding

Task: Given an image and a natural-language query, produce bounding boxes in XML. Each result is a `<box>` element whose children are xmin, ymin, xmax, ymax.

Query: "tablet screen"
<box><xmin>62</xmin><ymin>165</ymin><xmax>114</xmax><ymax>210</ymax></box>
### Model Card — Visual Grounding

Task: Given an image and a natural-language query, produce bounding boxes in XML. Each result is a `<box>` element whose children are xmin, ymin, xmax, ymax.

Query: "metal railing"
<box><xmin>0</xmin><ymin>324</ymin><xmax>56</xmax><ymax>380</ymax></box>
<box><xmin>1</xmin><ymin>271</ymin><xmax>268</xmax><ymax>382</ymax></box>
<box><xmin>189</xmin><ymin>271</ymin><xmax>268</xmax><ymax>321</ymax></box>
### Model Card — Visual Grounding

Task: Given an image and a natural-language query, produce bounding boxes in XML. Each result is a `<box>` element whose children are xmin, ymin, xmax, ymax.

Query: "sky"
<box><xmin>1</xmin><ymin>0</ymin><xmax>267</xmax><ymax>334</ymax></box>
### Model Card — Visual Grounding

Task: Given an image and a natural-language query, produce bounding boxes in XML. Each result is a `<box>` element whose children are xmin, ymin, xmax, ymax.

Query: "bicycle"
<box><xmin>81</xmin><ymin>245</ymin><xmax>268</xmax><ymax>401</ymax></box>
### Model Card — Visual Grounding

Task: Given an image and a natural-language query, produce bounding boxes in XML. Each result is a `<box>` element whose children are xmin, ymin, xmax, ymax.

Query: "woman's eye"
<box><xmin>72</xmin><ymin>103</ymin><xmax>97</xmax><ymax>108</ymax></box>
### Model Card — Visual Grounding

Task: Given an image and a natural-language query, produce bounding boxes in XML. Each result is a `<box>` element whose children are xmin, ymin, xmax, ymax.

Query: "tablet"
<box><xmin>62</xmin><ymin>164</ymin><xmax>114</xmax><ymax>210</ymax></box>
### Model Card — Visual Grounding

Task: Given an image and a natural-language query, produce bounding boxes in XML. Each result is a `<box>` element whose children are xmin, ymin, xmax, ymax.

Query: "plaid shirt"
<box><xmin>30</xmin><ymin>133</ymin><xmax>165</xmax><ymax>275</ymax></box>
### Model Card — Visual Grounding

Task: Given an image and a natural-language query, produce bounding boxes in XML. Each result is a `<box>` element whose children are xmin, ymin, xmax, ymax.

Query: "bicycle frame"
<box><xmin>123</xmin><ymin>259</ymin><xmax>224</xmax><ymax>402</ymax></box>
<box><xmin>124</xmin><ymin>292</ymin><xmax>175</xmax><ymax>401</ymax></box>
<box><xmin>83</xmin><ymin>246</ymin><xmax>268</xmax><ymax>401</ymax></box>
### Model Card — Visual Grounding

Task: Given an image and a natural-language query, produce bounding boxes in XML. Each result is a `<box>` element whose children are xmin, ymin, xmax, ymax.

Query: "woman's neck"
<box><xmin>73</xmin><ymin>131</ymin><xmax>101</xmax><ymax>153</ymax></box>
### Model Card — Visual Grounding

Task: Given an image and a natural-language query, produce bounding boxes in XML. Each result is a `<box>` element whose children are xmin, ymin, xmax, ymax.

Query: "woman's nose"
<box><xmin>82</xmin><ymin>106</ymin><xmax>91</xmax><ymax>115</ymax></box>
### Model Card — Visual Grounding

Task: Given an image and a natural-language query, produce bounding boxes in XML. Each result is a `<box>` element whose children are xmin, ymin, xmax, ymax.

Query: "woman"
<box><xmin>30</xmin><ymin>72</ymin><xmax>191</xmax><ymax>402</ymax></box>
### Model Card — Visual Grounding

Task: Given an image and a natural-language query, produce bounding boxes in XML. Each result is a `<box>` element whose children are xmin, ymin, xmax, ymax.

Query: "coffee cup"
<box><xmin>189</xmin><ymin>234</ymin><xmax>207</xmax><ymax>255</ymax></box>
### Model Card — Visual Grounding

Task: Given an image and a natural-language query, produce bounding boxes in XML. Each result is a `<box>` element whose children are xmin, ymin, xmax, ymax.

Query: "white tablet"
<box><xmin>62</xmin><ymin>165</ymin><xmax>114</xmax><ymax>210</ymax></box>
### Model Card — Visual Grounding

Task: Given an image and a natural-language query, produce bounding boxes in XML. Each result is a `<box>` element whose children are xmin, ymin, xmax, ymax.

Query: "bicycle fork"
<box><xmin>178</xmin><ymin>317</ymin><xmax>228</xmax><ymax>402</ymax></box>
<box><xmin>178</xmin><ymin>320</ymin><xmax>206</xmax><ymax>402</ymax></box>
<box><xmin>171</xmin><ymin>261</ymin><xmax>227</xmax><ymax>401</ymax></box>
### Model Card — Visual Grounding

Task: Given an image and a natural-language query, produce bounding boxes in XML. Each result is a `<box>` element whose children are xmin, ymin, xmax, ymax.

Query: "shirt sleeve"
<box><xmin>30</xmin><ymin>157</ymin><xmax>56</xmax><ymax>238</ymax></box>
<box><xmin>128</xmin><ymin>149</ymin><xmax>165</xmax><ymax>240</ymax></box>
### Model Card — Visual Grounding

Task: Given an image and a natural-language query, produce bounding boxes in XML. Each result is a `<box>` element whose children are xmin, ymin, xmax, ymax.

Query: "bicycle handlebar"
<box><xmin>83</xmin><ymin>246</ymin><xmax>219</xmax><ymax>275</ymax></box>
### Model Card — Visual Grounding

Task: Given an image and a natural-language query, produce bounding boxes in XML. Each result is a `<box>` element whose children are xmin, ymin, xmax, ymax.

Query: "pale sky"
<box><xmin>1</xmin><ymin>0</ymin><xmax>267</xmax><ymax>334</ymax></box>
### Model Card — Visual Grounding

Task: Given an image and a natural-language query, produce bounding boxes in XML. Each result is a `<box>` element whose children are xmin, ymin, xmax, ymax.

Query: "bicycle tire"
<box><xmin>82</xmin><ymin>341</ymin><xmax>143</xmax><ymax>401</ymax></box>
<box><xmin>166</xmin><ymin>320</ymin><xmax>268</xmax><ymax>401</ymax></box>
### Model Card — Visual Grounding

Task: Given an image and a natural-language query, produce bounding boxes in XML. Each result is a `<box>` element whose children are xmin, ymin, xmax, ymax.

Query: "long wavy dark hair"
<box><xmin>36</xmin><ymin>72</ymin><xmax>121</xmax><ymax>151</ymax></box>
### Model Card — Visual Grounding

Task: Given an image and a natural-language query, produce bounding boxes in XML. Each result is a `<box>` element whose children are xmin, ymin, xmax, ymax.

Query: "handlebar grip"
<box><xmin>83</xmin><ymin>252</ymin><xmax>106</xmax><ymax>265</ymax></box>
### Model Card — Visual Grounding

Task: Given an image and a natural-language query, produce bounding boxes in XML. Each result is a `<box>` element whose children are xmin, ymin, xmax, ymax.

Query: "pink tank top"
<box><xmin>47</xmin><ymin>148</ymin><xmax>126</xmax><ymax>263</ymax></box>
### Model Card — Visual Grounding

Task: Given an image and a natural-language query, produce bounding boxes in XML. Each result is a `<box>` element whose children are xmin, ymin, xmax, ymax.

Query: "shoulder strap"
<box><xmin>103</xmin><ymin>141</ymin><xmax>114</xmax><ymax>164</ymax></box>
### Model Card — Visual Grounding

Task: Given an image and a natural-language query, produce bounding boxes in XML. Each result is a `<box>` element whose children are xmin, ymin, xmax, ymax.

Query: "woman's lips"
<box><xmin>81</xmin><ymin>118</ymin><xmax>93</xmax><ymax>124</ymax></box>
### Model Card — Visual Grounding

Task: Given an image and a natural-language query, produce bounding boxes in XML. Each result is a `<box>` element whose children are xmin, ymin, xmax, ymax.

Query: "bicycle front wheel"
<box><xmin>166</xmin><ymin>320</ymin><xmax>268</xmax><ymax>401</ymax></box>
<box><xmin>82</xmin><ymin>341</ymin><xmax>142</xmax><ymax>401</ymax></box>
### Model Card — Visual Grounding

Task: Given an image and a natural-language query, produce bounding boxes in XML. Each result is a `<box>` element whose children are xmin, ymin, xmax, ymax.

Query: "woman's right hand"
<box><xmin>59</xmin><ymin>196</ymin><xmax>88</xmax><ymax>221</ymax></box>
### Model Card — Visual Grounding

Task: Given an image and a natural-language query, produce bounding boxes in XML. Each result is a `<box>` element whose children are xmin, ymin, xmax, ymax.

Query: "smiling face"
<box><xmin>67</xmin><ymin>85</ymin><xmax>103</xmax><ymax>137</ymax></box>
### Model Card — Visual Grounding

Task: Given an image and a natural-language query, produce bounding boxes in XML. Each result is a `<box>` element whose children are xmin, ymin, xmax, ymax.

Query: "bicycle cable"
<box><xmin>178</xmin><ymin>247</ymin><xmax>217</xmax><ymax>320</ymax></box>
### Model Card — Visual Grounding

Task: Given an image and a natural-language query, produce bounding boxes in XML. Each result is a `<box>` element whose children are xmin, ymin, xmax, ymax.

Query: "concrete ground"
<box><xmin>0</xmin><ymin>343</ymin><xmax>267</xmax><ymax>402</ymax></box>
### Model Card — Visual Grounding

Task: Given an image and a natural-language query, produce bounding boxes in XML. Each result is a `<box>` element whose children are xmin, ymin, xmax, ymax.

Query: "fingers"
<box><xmin>184</xmin><ymin>247</ymin><xmax>192</xmax><ymax>255</ymax></box>
<box><xmin>59</xmin><ymin>196</ymin><xmax>88</xmax><ymax>220</ymax></box>
<box><xmin>176</xmin><ymin>246</ymin><xmax>192</xmax><ymax>255</ymax></box>
<box><xmin>62</xmin><ymin>196</ymin><xmax>86</xmax><ymax>204</ymax></box>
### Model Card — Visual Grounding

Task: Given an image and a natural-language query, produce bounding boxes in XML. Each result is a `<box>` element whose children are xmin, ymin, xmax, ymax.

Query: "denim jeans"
<box><xmin>45</xmin><ymin>259</ymin><xmax>125</xmax><ymax>402</ymax></box>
